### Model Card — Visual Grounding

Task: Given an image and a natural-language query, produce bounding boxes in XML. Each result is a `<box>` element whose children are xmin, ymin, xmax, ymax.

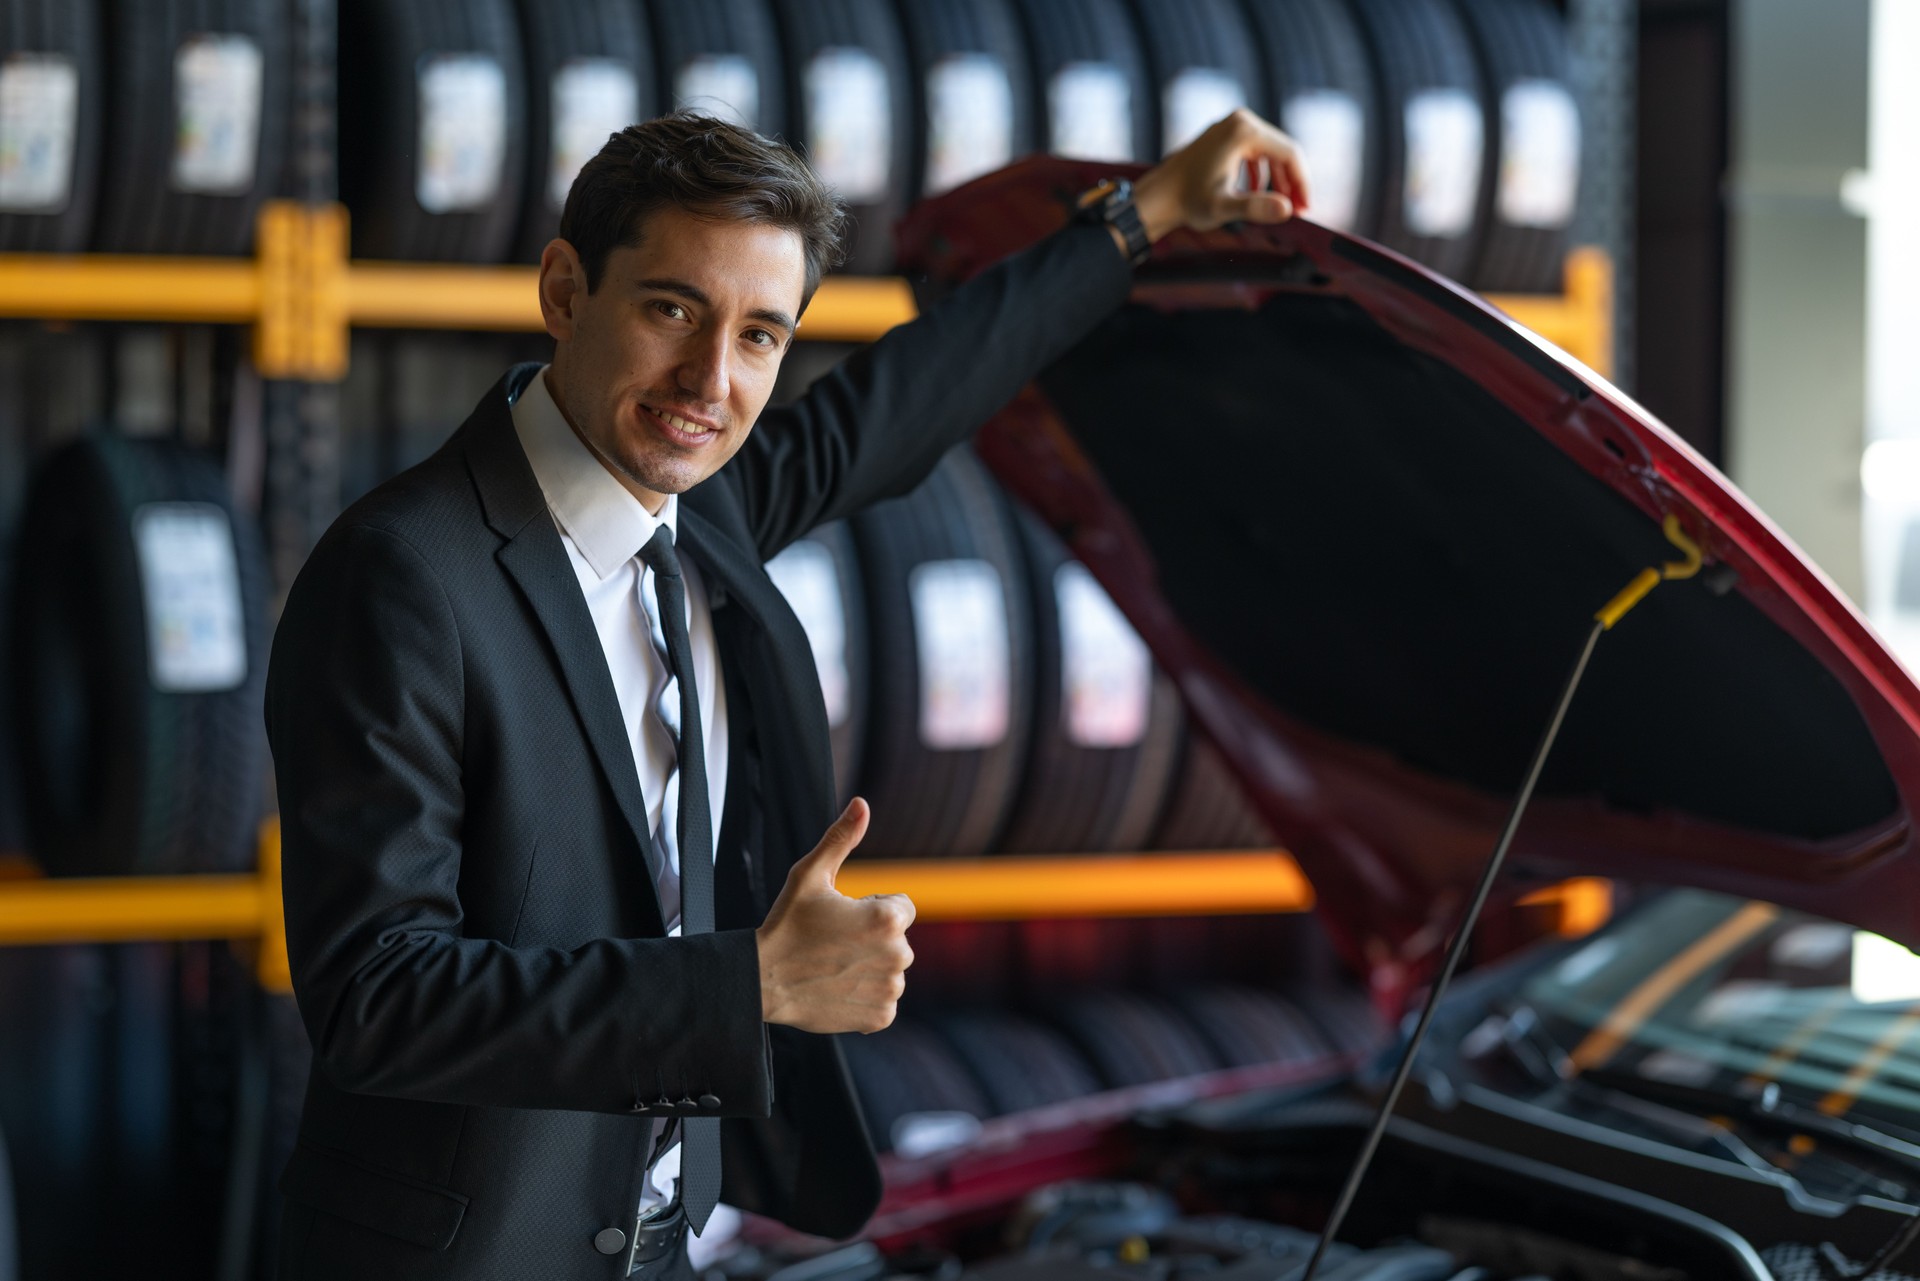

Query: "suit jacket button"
<box><xmin>698</xmin><ymin>1094</ymin><xmax>721</xmax><ymax>1109</ymax></box>
<box><xmin>594</xmin><ymin>1227</ymin><xmax>627</xmax><ymax>1255</ymax></box>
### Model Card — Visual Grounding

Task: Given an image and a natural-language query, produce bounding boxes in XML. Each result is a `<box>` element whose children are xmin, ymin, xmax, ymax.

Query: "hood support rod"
<box><xmin>1298</xmin><ymin>516</ymin><xmax>1703</xmax><ymax>1281</ymax></box>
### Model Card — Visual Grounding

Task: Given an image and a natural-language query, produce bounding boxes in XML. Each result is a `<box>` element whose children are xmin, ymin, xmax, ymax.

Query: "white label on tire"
<box><xmin>805</xmin><ymin>47</ymin><xmax>891</xmax><ymax>203</ymax></box>
<box><xmin>674</xmin><ymin>54</ymin><xmax>759</xmax><ymax>130</ymax></box>
<box><xmin>908</xmin><ymin>558</ymin><xmax>1009</xmax><ymax>750</ymax></box>
<box><xmin>1047</xmin><ymin>62</ymin><xmax>1132</xmax><ymax>163</ymax></box>
<box><xmin>172</xmin><ymin>35</ymin><xmax>263</xmax><ymax>194</ymax></box>
<box><xmin>1282</xmin><ymin>89</ymin><xmax>1364</xmax><ymax>232</ymax></box>
<box><xmin>924</xmin><ymin>53</ymin><xmax>1013</xmax><ymax>194</ymax></box>
<box><xmin>133</xmin><ymin>502</ymin><xmax>247</xmax><ymax>693</ymax></box>
<box><xmin>766</xmin><ymin>539</ymin><xmax>851</xmax><ymax>727</ymax></box>
<box><xmin>0</xmin><ymin>54</ymin><xmax>78</xmax><ymax>211</ymax></box>
<box><xmin>548</xmin><ymin>60</ymin><xmax>639</xmax><ymax>209</ymax></box>
<box><xmin>1055</xmin><ymin>562</ymin><xmax>1151</xmax><ymax>748</ymax></box>
<box><xmin>1402</xmin><ymin>88</ymin><xmax>1482</xmax><ymax>238</ymax></box>
<box><xmin>1498</xmin><ymin>79</ymin><xmax>1580</xmax><ymax>229</ymax></box>
<box><xmin>1162</xmin><ymin>67</ymin><xmax>1244</xmax><ymax>156</ymax></box>
<box><xmin>417</xmin><ymin>55</ymin><xmax>508</xmax><ymax>213</ymax></box>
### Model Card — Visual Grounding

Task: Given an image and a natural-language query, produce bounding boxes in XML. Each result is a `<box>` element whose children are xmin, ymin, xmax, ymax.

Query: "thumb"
<box><xmin>1216</xmin><ymin>190</ymin><xmax>1294</xmax><ymax>227</ymax></box>
<box><xmin>792</xmin><ymin>797</ymin><xmax>870</xmax><ymax>893</ymax></box>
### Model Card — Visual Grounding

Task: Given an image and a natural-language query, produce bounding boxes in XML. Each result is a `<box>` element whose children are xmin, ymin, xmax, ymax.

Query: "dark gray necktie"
<box><xmin>638</xmin><ymin>526</ymin><xmax>720</xmax><ymax>1233</ymax></box>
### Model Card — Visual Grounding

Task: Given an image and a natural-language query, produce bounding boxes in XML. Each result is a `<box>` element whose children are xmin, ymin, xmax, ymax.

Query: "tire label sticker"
<box><xmin>1055</xmin><ymin>562</ymin><xmax>1151</xmax><ymax>748</ymax></box>
<box><xmin>549</xmin><ymin>60</ymin><xmax>639</xmax><ymax>210</ymax></box>
<box><xmin>925</xmin><ymin>53</ymin><xmax>1013</xmax><ymax>195</ymax></box>
<box><xmin>908</xmin><ymin>558</ymin><xmax>1010</xmax><ymax>750</ymax></box>
<box><xmin>0</xmin><ymin>54</ymin><xmax>77</xmax><ymax>211</ymax></box>
<box><xmin>1048</xmin><ymin>62</ymin><xmax>1133</xmax><ymax>163</ymax></box>
<box><xmin>417</xmin><ymin>55</ymin><xmax>508</xmax><ymax>213</ymax></box>
<box><xmin>674</xmin><ymin>54</ymin><xmax>759</xmax><ymax>130</ymax></box>
<box><xmin>1162</xmin><ymin>67</ymin><xmax>1244</xmax><ymax>156</ymax></box>
<box><xmin>1282</xmin><ymin>89</ymin><xmax>1365</xmax><ymax>232</ymax></box>
<box><xmin>133</xmin><ymin>502</ymin><xmax>247</xmax><ymax>693</ymax></box>
<box><xmin>172</xmin><ymin>34</ymin><xmax>263</xmax><ymax>194</ymax></box>
<box><xmin>805</xmin><ymin>47</ymin><xmax>891</xmax><ymax>203</ymax></box>
<box><xmin>1403</xmin><ymin>88</ymin><xmax>1483</xmax><ymax>238</ymax></box>
<box><xmin>1499</xmin><ymin>79</ymin><xmax>1580</xmax><ymax>228</ymax></box>
<box><xmin>765</xmin><ymin>539</ymin><xmax>852</xmax><ymax>727</ymax></box>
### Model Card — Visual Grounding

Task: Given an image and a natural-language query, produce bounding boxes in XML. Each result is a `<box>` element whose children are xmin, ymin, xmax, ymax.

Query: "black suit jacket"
<box><xmin>263</xmin><ymin>221</ymin><xmax>1130</xmax><ymax>1280</ymax></box>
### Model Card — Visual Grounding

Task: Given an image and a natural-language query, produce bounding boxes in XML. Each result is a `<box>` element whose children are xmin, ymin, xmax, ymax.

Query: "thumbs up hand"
<box><xmin>756</xmin><ymin>798</ymin><xmax>916</xmax><ymax>1034</ymax></box>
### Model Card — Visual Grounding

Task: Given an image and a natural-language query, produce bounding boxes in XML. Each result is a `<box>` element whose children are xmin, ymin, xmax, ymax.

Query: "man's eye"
<box><xmin>745</xmin><ymin>328</ymin><xmax>776</xmax><ymax>347</ymax></box>
<box><xmin>652</xmin><ymin>300</ymin><xmax>687</xmax><ymax>320</ymax></box>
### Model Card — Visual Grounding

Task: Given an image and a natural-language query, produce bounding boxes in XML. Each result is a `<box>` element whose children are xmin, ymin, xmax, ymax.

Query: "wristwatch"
<box><xmin>1073</xmin><ymin>177</ymin><xmax>1151</xmax><ymax>267</ymax></box>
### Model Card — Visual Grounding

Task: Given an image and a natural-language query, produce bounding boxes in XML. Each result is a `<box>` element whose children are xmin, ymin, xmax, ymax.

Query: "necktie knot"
<box><xmin>640</xmin><ymin>525</ymin><xmax>681</xmax><ymax>579</ymax></box>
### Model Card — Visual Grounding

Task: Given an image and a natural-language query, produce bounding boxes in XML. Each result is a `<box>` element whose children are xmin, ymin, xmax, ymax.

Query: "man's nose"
<box><xmin>676</xmin><ymin>329</ymin><xmax>730</xmax><ymax>406</ymax></box>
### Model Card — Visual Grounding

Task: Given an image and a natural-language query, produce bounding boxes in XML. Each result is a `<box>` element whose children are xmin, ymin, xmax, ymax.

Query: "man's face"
<box><xmin>540</xmin><ymin>206</ymin><xmax>807</xmax><ymax>510</ymax></box>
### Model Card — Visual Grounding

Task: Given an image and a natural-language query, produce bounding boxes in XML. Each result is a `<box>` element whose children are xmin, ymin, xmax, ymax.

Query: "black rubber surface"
<box><xmin>1010</xmin><ymin>0</ymin><xmax>1152</xmax><ymax>164</ymax></box>
<box><xmin>93</xmin><ymin>0</ymin><xmax>289</xmax><ymax>254</ymax></box>
<box><xmin>932</xmin><ymin>1010</ymin><xmax>1102</xmax><ymax>1115</ymax></box>
<box><xmin>1451</xmin><ymin>0</ymin><xmax>1579</xmax><ymax>292</ymax></box>
<box><xmin>1176</xmin><ymin>985</ymin><xmax>1331</xmax><ymax>1068</ymax></box>
<box><xmin>851</xmin><ymin>448</ymin><xmax>1034</xmax><ymax>859</ymax></box>
<box><xmin>649</xmin><ymin>0</ymin><xmax>786</xmax><ymax>137</ymax></box>
<box><xmin>894</xmin><ymin>0</ymin><xmax>1035</xmax><ymax>198</ymax></box>
<box><xmin>512</xmin><ymin>0</ymin><xmax>655</xmax><ymax>262</ymax></box>
<box><xmin>1150</xmin><ymin>733</ymin><xmax>1277</xmax><ymax>851</ymax></box>
<box><xmin>1241</xmin><ymin>0</ymin><xmax>1381</xmax><ymax>238</ymax></box>
<box><xmin>997</xmin><ymin>509</ymin><xmax>1182</xmax><ymax>854</ymax></box>
<box><xmin>1343</xmin><ymin>0</ymin><xmax>1488</xmax><ymax>280</ymax></box>
<box><xmin>1123</xmin><ymin>0</ymin><xmax>1263</xmax><ymax>158</ymax></box>
<box><xmin>0</xmin><ymin>0</ymin><xmax>103</xmax><ymax>251</ymax></box>
<box><xmin>9</xmin><ymin>434</ymin><xmax>270</xmax><ymax>875</ymax></box>
<box><xmin>339</xmin><ymin>0</ymin><xmax>528</xmax><ymax>261</ymax></box>
<box><xmin>771</xmin><ymin>0</ymin><xmax>914</xmax><ymax>274</ymax></box>
<box><xmin>765</xmin><ymin>519</ymin><xmax>870</xmax><ymax>805</ymax></box>
<box><xmin>840</xmin><ymin>1018</ymin><xmax>993</xmax><ymax>1152</ymax></box>
<box><xmin>1052</xmin><ymin>990</ymin><xmax>1221</xmax><ymax>1088</ymax></box>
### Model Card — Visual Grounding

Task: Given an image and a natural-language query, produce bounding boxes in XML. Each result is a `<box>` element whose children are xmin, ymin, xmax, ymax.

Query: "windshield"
<box><xmin>1518</xmin><ymin>889</ymin><xmax>1920</xmax><ymax>1135</ymax></box>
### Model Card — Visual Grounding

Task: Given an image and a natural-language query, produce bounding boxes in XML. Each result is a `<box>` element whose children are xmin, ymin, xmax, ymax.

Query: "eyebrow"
<box><xmin>635</xmin><ymin>276</ymin><xmax>796</xmax><ymax>337</ymax></box>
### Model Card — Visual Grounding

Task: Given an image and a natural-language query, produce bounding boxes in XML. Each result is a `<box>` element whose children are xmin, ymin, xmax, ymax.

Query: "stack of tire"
<box><xmin>1011</xmin><ymin>0</ymin><xmax>1153</xmax><ymax>165</ymax></box>
<box><xmin>840</xmin><ymin>984</ymin><xmax>1358</xmax><ymax>1152</ymax></box>
<box><xmin>1243</xmin><ymin>0</ymin><xmax>1381</xmax><ymax>238</ymax></box>
<box><xmin>0</xmin><ymin>0</ymin><xmax>288</xmax><ymax>255</ymax></box>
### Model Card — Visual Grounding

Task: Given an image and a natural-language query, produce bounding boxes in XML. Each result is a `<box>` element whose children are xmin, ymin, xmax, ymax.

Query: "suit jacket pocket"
<box><xmin>280</xmin><ymin>1140</ymin><xmax>470</xmax><ymax>1251</ymax></box>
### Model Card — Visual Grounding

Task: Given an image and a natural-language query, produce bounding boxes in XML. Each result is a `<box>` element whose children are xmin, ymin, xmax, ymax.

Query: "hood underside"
<box><xmin>899</xmin><ymin>158</ymin><xmax>1920</xmax><ymax>959</ymax></box>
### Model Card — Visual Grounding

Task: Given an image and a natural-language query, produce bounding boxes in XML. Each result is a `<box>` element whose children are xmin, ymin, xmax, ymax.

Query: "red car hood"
<box><xmin>897</xmin><ymin>157</ymin><xmax>1920</xmax><ymax>968</ymax></box>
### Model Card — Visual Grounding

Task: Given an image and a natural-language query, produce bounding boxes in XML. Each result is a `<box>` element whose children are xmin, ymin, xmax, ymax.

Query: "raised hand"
<box><xmin>1134</xmin><ymin>108</ymin><xmax>1311</xmax><ymax>242</ymax></box>
<box><xmin>755</xmin><ymin>798</ymin><xmax>916</xmax><ymax>1034</ymax></box>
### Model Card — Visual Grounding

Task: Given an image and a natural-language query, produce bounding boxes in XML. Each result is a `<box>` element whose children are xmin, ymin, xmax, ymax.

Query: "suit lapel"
<box><xmin>465</xmin><ymin>366</ymin><xmax>667</xmax><ymax>938</ymax></box>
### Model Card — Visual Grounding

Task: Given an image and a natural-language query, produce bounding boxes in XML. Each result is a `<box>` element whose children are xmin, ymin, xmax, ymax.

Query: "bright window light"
<box><xmin>1851</xmin><ymin>928</ymin><xmax>1920</xmax><ymax>1003</ymax></box>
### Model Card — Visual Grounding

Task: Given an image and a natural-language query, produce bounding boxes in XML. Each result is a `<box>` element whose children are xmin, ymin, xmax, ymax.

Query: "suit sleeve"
<box><xmin>731</xmin><ymin>220</ymin><xmax>1133</xmax><ymax>559</ymax></box>
<box><xmin>266</xmin><ymin>521</ymin><xmax>771</xmax><ymax>1118</ymax></box>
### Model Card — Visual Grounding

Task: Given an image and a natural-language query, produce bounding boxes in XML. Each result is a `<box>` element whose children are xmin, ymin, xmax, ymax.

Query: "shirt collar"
<box><xmin>510</xmin><ymin>364</ymin><xmax>677</xmax><ymax>580</ymax></box>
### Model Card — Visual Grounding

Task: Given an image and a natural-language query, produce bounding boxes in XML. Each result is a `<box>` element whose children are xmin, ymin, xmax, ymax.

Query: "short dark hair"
<box><xmin>559</xmin><ymin>111</ymin><xmax>848</xmax><ymax>308</ymax></box>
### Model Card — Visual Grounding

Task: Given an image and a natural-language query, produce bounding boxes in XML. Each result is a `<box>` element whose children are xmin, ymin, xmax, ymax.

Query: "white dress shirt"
<box><xmin>511</xmin><ymin>367</ymin><xmax>741</xmax><ymax>1248</ymax></box>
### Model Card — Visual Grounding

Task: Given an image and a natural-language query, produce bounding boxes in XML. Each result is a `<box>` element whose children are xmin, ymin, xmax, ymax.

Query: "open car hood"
<box><xmin>897</xmin><ymin>157</ymin><xmax>1920</xmax><ymax>965</ymax></box>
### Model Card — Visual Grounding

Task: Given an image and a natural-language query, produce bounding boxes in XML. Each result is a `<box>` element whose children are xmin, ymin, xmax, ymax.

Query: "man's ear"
<box><xmin>538</xmin><ymin>239</ymin><xmax>588</xmax><ymax>342</ymax></box>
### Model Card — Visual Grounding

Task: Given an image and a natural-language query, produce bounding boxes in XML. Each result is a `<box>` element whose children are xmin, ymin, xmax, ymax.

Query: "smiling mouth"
<box><xmin>640</xmin><ymin>403</ymin><xmax>720</xmax><ymax>445</ymax></box>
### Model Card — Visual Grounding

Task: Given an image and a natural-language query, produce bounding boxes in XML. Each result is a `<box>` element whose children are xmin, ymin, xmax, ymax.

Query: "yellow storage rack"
<box><xmin>0</xmin><ymin>202</ymin><xmax>1617</xmax><ymax>986</ymax></box>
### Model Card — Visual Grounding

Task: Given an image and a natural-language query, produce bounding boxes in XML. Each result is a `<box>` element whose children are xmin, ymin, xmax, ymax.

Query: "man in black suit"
<box><xmin>265</xmin><ymin>108</ymin><xmax>1306</xmax><ymax>1279</ymax></box>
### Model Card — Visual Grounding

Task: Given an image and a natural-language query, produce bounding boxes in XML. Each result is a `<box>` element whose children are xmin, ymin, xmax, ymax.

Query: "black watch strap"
<box><xmin>1074</xmin><ymin>177</ymin><xmax>1151</xmax><ymax>267</ymax></box>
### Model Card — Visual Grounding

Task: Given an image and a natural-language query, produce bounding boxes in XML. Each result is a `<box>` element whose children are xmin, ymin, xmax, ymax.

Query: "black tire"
<box><xmin>1123</xmin><ymin>0</ymin><xmax>1264</xmax><ymax>158</ymax></box>
<box><xmin>649</xmin><ymin>0</ymin><xmax>785</xmax><ymax>137</ymax></box>
<box><xmin>765</xmin><ymin>520</ymin><xmax>870</xmax><ymax>806</ymax></box>
<box><xmin>1176</xmin><ymin>985</ymin><xmax>1329</xmax><ymax>1068</ymax></box>
<box><xmin>996</xmin><ymin>509</ymin><xmax>1181</xmax><ymax>854</ymax></box>
<box><xmin>770</xmin><ymin>0</ymin><xmax>914</xmax><ymax>274</ymax></box>
<box><xmin>1343</xmin><ymin>0</ymin><xmax>1488</xmax><ymax>281</ymax></box>
<box><xmin>1239</xmin><ymin>0</ymin><xmax>1381</xmax><ymax>239</ymax></box>
<box><xmin>9</xmin><ymin>434</ymin><xmax>270</xmax><ymax>875</ymax></box>
<box><xmin>1009</xmin><ymin>0</ymin><xmax>1153</xmax><ymax>164</ymax></box>
<box><xmin>0</xmin><ymin>0</ymin><xmax>103</xmax><ymax>252</ymax></box>
<box><xmin>1292</xmin><ymin>983</ymin><xmax>1384</xmax><ymax>1056</ymax></box>
<box><xmin>1053</xmin><ymin>990</ymin><xmax>1220</xmax><ymax>1088</ymax></box>
<box><xmin>850</xmin><ymin>448</ymin><xmax>1034</xmax><ymax>859</ymax></box>
<box><xmin>893</xmin><ymin>0</ymin><xmax>1035</xmax><ymax>199</ymax></box>
<box><xmin>1149</xmin><ymin>732</ymin><xmax>1276</xmax><ymax>851</ymax></box>
<box><xmin>840</xmin><ymin>1019</ymin><xmax>990</xmax><ymax>1152</ymax></box>
<box><xmin>932</xmin><ymin>1010</ymin><xmax>1101</xmax><ymax>1114</ymax></box>
<box><xmin>339</xmin><ymin>0</ymin><xmax>528</xmax><ymax>262</ymax></box>
<box><xmin>511</xmin><ymin>0</ymin><xmax>656</xmax><ymax>263</ymax></box>
<box><xmin>1449</xmin><ymin>0</ymin><xmax>1579</xmax><ymax>293</ymax></box>
<box><xmin>92</xmin><ymin>0</ymin><xmax>290</xmax><ymax>254</ymax></box>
